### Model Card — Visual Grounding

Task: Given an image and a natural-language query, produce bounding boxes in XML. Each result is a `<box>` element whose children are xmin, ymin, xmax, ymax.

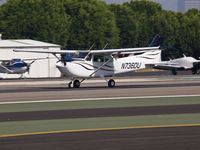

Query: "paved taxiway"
<box><xmin>1</xmin><ymin>75</ymin><xmax>200</xmax><ymax>150</ymax></box>
<box><xmin>1</xmin><ymin>104</ymin><xmax>200</xmax><ymax>122</ymax></box>
<box><xmin>1</xmin><ymin>126</ymin><xmax>200</xmax><ymax>150</ymax></box>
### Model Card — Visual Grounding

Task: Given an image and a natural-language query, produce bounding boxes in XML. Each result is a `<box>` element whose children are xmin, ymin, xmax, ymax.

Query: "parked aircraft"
<box><xmin>0</xmin><ymin>58</ymin><xmax>48</xmax><ymax>77</ymax></box>
<box><xmin>150</xmin><ymin>55</ymin><xmax>200</xmax><ymax>75</ymax></box>
<box><xmin>148</xmin><ymin>35</ymin><xmax>200</xmax><ymax>75</ymax></box>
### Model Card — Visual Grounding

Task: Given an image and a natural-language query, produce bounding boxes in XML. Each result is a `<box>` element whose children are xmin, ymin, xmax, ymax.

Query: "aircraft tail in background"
<box><xmin>149</xmin><ymin>34</ymin><xmax>163</xmax><ymax>47</ymax></box>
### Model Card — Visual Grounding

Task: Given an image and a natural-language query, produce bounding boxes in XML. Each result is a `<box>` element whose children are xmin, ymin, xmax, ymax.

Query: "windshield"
<box><xmin>71</xmin><ymin>52</ymin><xmax>88</xmax><ymax>59</ymax></box>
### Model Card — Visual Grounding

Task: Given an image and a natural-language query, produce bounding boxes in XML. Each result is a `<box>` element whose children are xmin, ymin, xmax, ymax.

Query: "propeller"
<box><xmin>23</xmin><ymin>61</ymin><xmax>34</xmax><ymax>74</ymax></box>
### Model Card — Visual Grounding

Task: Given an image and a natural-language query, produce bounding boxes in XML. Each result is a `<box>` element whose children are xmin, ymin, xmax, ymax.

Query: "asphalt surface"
<box><xmin>0</xmin><ymin>76</ymin><xmax>200</xmax><ymax>102</ymax></box>
<box><xmin>1</xmin><ymin>126</ymin><xmax>200</xmax><ymax>150</ymax></box>
<box><xmin>1</xmin><ymin>104</ymin><xmax>200</xmax><ymax>122</ymax></box>
<box><xmin>1</xmin><ymin>75</ymin><xmax>200</xmax><ymax>150</ymax></box>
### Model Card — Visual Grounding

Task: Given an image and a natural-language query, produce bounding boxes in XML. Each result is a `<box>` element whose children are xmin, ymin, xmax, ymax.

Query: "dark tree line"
<box><xmin>0</xmin><ymin>0</ymin><xmax>200</xmax><ymax>59</ymax></box>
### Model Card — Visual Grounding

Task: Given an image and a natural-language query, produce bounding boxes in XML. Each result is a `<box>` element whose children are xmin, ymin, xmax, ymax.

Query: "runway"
<box><xmin>1</xmin><ymin>75</ymin><xmax>200</xmax><ymax>150</ymax></box>
<box><xmin>1</xmin><ymin>75</ymin><xmax>200</xmax><ymax>102</ymax></box>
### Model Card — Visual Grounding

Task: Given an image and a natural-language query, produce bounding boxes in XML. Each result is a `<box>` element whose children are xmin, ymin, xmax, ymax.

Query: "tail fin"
<box><xmin>149</xmin><ymin>34</ymin><xmax>163</xmax><ymax>47</ymax></box>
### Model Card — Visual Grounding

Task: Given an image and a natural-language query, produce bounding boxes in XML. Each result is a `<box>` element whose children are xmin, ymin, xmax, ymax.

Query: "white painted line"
<box><xmin>0</xmin><ymin>94</ymin><xmax>200</xmax><ymax>105</ymax></box>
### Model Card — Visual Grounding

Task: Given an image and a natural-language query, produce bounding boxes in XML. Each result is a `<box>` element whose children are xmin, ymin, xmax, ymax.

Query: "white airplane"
<box><xmin>14</xmin><ymin>46</ymin><xmax>164</xmax><ymax>87</ymax></box>
<box><xmin>0</xmin><ymin>58</ymin><xmax>48</xmax><ymax>77</ymax></box>
<box><xmin>150</xmin><ymin>55</ymin><xmax>200</xmax><ymax>75</ymax></box>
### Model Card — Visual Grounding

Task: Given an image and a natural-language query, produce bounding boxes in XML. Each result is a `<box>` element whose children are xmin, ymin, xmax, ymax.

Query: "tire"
<box><xmin>68</xmin><ymin>82</ymin><xmax>72</xmax><ymax>88</ymax></box>
<box><xmin>108</xmin><ymin>79</ymin><xmax>115</xmax><ymax>88</ymax></box>
<box><xmin>192</xmin><ymin>68</ymin><xmax>197</xmax><ymax>74</ymax></box>
<box><xmin>73</xmin><ymin>80</ymin><xmax>80</xmax><ymax>88</ymax></box>
<box><xmin>171</xmin><ymin>69</ymin><xmax>177</xmax><ymax>75</ymax></box>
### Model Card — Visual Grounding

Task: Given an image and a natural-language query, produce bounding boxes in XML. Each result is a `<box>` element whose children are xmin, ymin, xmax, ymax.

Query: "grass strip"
<box><xmin>0</xmin><ymin>96</ymin><xmax>200</xmax><ymax>113</ymax></box>
<box><xmin>1</xmin><ymin>113</ymin><xmax>200</xmax><ymax>136</ymax></box>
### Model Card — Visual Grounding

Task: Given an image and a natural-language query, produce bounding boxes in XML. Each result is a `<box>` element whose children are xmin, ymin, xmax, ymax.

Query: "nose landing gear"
<box><xmin>68</xmin><ymin>79</ymin><xmax>84</xmax><ymax>88</ymax></box>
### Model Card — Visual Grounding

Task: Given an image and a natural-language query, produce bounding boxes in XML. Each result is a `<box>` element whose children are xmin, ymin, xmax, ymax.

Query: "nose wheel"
<box><xmin>68</xmin><ymin>79</ymin><xmax>81</xmax><ymax>88</ymax></box>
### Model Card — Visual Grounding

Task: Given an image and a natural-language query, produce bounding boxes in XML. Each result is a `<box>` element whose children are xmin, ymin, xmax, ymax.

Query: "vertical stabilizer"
<box><xmin>149</xmin><ymin>34</ymin><xmax>163</xmax><ymax>47</ymax></box>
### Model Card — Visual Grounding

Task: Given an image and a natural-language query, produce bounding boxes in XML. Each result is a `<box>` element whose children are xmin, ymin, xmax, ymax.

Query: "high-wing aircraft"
<box><xmin>150</xmin><ymin>55</ymin><xmax>200</xmax><ymax>75</ymax></box>
<box><xmin>14</xmin><ymin>46</ymin><xmax>165</xmax><ymax>87</ymax></box>
<box><xmin>0</xmin><ymin>58</ymin><xmax>48</xmax><ymax>77</ymax></box>
<box><xmin>13</xmin><ymin>34</ymin><xmax>166</xmax><ymax>87</ymax></box>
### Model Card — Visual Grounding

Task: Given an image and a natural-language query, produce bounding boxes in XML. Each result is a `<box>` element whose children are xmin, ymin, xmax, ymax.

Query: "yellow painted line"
<box><xmin>1</xmin><ymin>123</ymin><xmax>200</xmax><ymax>138</ymax></box>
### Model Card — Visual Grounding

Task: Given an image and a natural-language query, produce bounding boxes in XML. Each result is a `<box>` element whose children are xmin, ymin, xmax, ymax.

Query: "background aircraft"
<box><xmin>148</xmin><ymin>35</ymin><xmax>200</xmax><ymax>75</ymax></box>
<box><xmin>151</xmin><ymin>55</ymin><xmax>200</xmax><ymax>75</ymax></box>
<box><xmin>0</xmin><ymin>57</ymin><xmax>49</xmax><ymax>78</ymax></box>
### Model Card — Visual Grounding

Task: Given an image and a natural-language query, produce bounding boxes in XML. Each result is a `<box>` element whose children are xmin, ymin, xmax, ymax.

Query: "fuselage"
<box><xmin>162</xmin><ymin>57</ymin><xmax>198</xmax><ymax>70</ymax></box>
<box><xmin>56</xmin><ymin>50</ymin><xmax>161</xmax><ymax>78</ymax></box>
<box><xmin>0</xmin><ymin>62</ymin><xmax>28</xmax><ymax>74</ymax></box>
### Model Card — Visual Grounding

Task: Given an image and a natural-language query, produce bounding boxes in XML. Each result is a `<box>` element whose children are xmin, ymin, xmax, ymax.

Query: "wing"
<box><xmin>89</xmin><ymin>47</ymin><xmax>160</xmax><ymax>54</ymax></box>
<box><xmin>13</xmin><ymin>46</ymin><xmax>160</xmax><ymax>55</ymax></box>
<box><xmin>22</xmin><ymin>57</ymin><xmax>52</xmax><ymax>61</ymax></box>
<box><xmin>0</xmin><ymin>59</ymin><xmax>11</xmax><ymax>62</ymax></box>
<box><xmin>13</xmin><ymin>49</ymin><xmax>83</xmax><ymax>54</ymax></box>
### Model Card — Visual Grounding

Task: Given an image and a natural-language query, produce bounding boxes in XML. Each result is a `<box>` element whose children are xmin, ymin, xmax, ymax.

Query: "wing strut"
<box><xmin>84</xmin><ymin>43</ymin><xmax>95</xmax><ymax>60</ymax></box>
<box><xmin>0</xmin><ymin>64</ymin><xmax>13</xmax><ymax>74</ymax></box>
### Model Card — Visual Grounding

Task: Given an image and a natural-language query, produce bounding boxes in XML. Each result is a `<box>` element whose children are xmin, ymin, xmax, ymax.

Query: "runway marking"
<box><xmin>0</xmin><ymin>94</ymin><xmax>200</xmax><ymax>104</ymax></box>
<box><xmin>1</xmin><ymin>123</ymin><xmax>200</xmax><ymax>138</ymax></box>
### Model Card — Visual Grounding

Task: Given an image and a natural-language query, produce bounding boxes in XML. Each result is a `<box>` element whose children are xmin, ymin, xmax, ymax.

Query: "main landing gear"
<box><xmin>171</xmin><ymin>69</ymin><xmax>177</xmax><ymax>75</ymax></box>
<box><xmin>108</xmin><ymin>79</ymin><xmax>115</xmax><ymax>88</ymax></box>
<box><xmin>67</xmin><ymin>78</ymin><xmax>116</xmax><ymax>88</ymax></box>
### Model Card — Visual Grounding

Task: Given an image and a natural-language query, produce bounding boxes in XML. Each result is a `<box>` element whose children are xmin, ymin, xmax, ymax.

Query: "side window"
<box><xmin>105</xmin><ymin>55</ymin><xmax>112</xmax><ymax>62</ymax></box>
<box><xmin>86</xmin><ymin>54</ymin><xmax>92</xmax><ymax>61</ymax></box>
<box><xmin>94</xmin><ymin>55</ymin><xmax>104</xmax><ymax>62</ymax></box>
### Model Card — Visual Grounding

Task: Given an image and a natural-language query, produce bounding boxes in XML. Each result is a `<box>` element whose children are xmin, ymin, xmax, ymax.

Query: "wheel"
<box><xmin>73</xmin><ymin>80</ymin><xmax>80</xmax><ymax>88</ymax></box>
<box><xmin>68</xmin><ymin>81</ymin><xmax>72</xmax><ymax>88</ymax></box>
<box><xmin>171</xmin><ymin>69</ymin><xmax>177</xmax><ymax>75</ymax></box>
<box><xmin>108</xmin><ymin>79</ymin><xmax>115</xmax><ymax>88</ymax></box>
<box><xmin>192</xmin><ymin>68</ymin><xmax>197</xmax><ymax>74</ymax></box>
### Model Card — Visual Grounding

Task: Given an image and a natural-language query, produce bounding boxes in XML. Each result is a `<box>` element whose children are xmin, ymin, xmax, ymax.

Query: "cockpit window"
<box><xmin>105</xmin><ymin>55</ymin><xmax>112</xmax><ymax>61</ymax></box>
<box><xmin>85</xmin><ymin>54</ymin><xmax>92</xmax><ymax>61</ymax></box>
<box><xmin>1</xmin><ymin>60</ymin><xmax>12</xmax><ymax>66</ymax></box>
<box><xmin>12</xmin><ymin>59</ymin><xmax>21</xmax><ymax>62</ymax></box>
<box><xmin>93</xmin><ymin>55</ymin><xmax>112</xmax><ymax>62</ymax></box>
<box><xmin>94</xmin><ymin>55</ymin><xmax>104</xmax><ymax>62</ymax></box>
<box><xmin>71</xmin><ymin>52</ymin><xmax>88</xmax><ymax>59</ymax></box>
